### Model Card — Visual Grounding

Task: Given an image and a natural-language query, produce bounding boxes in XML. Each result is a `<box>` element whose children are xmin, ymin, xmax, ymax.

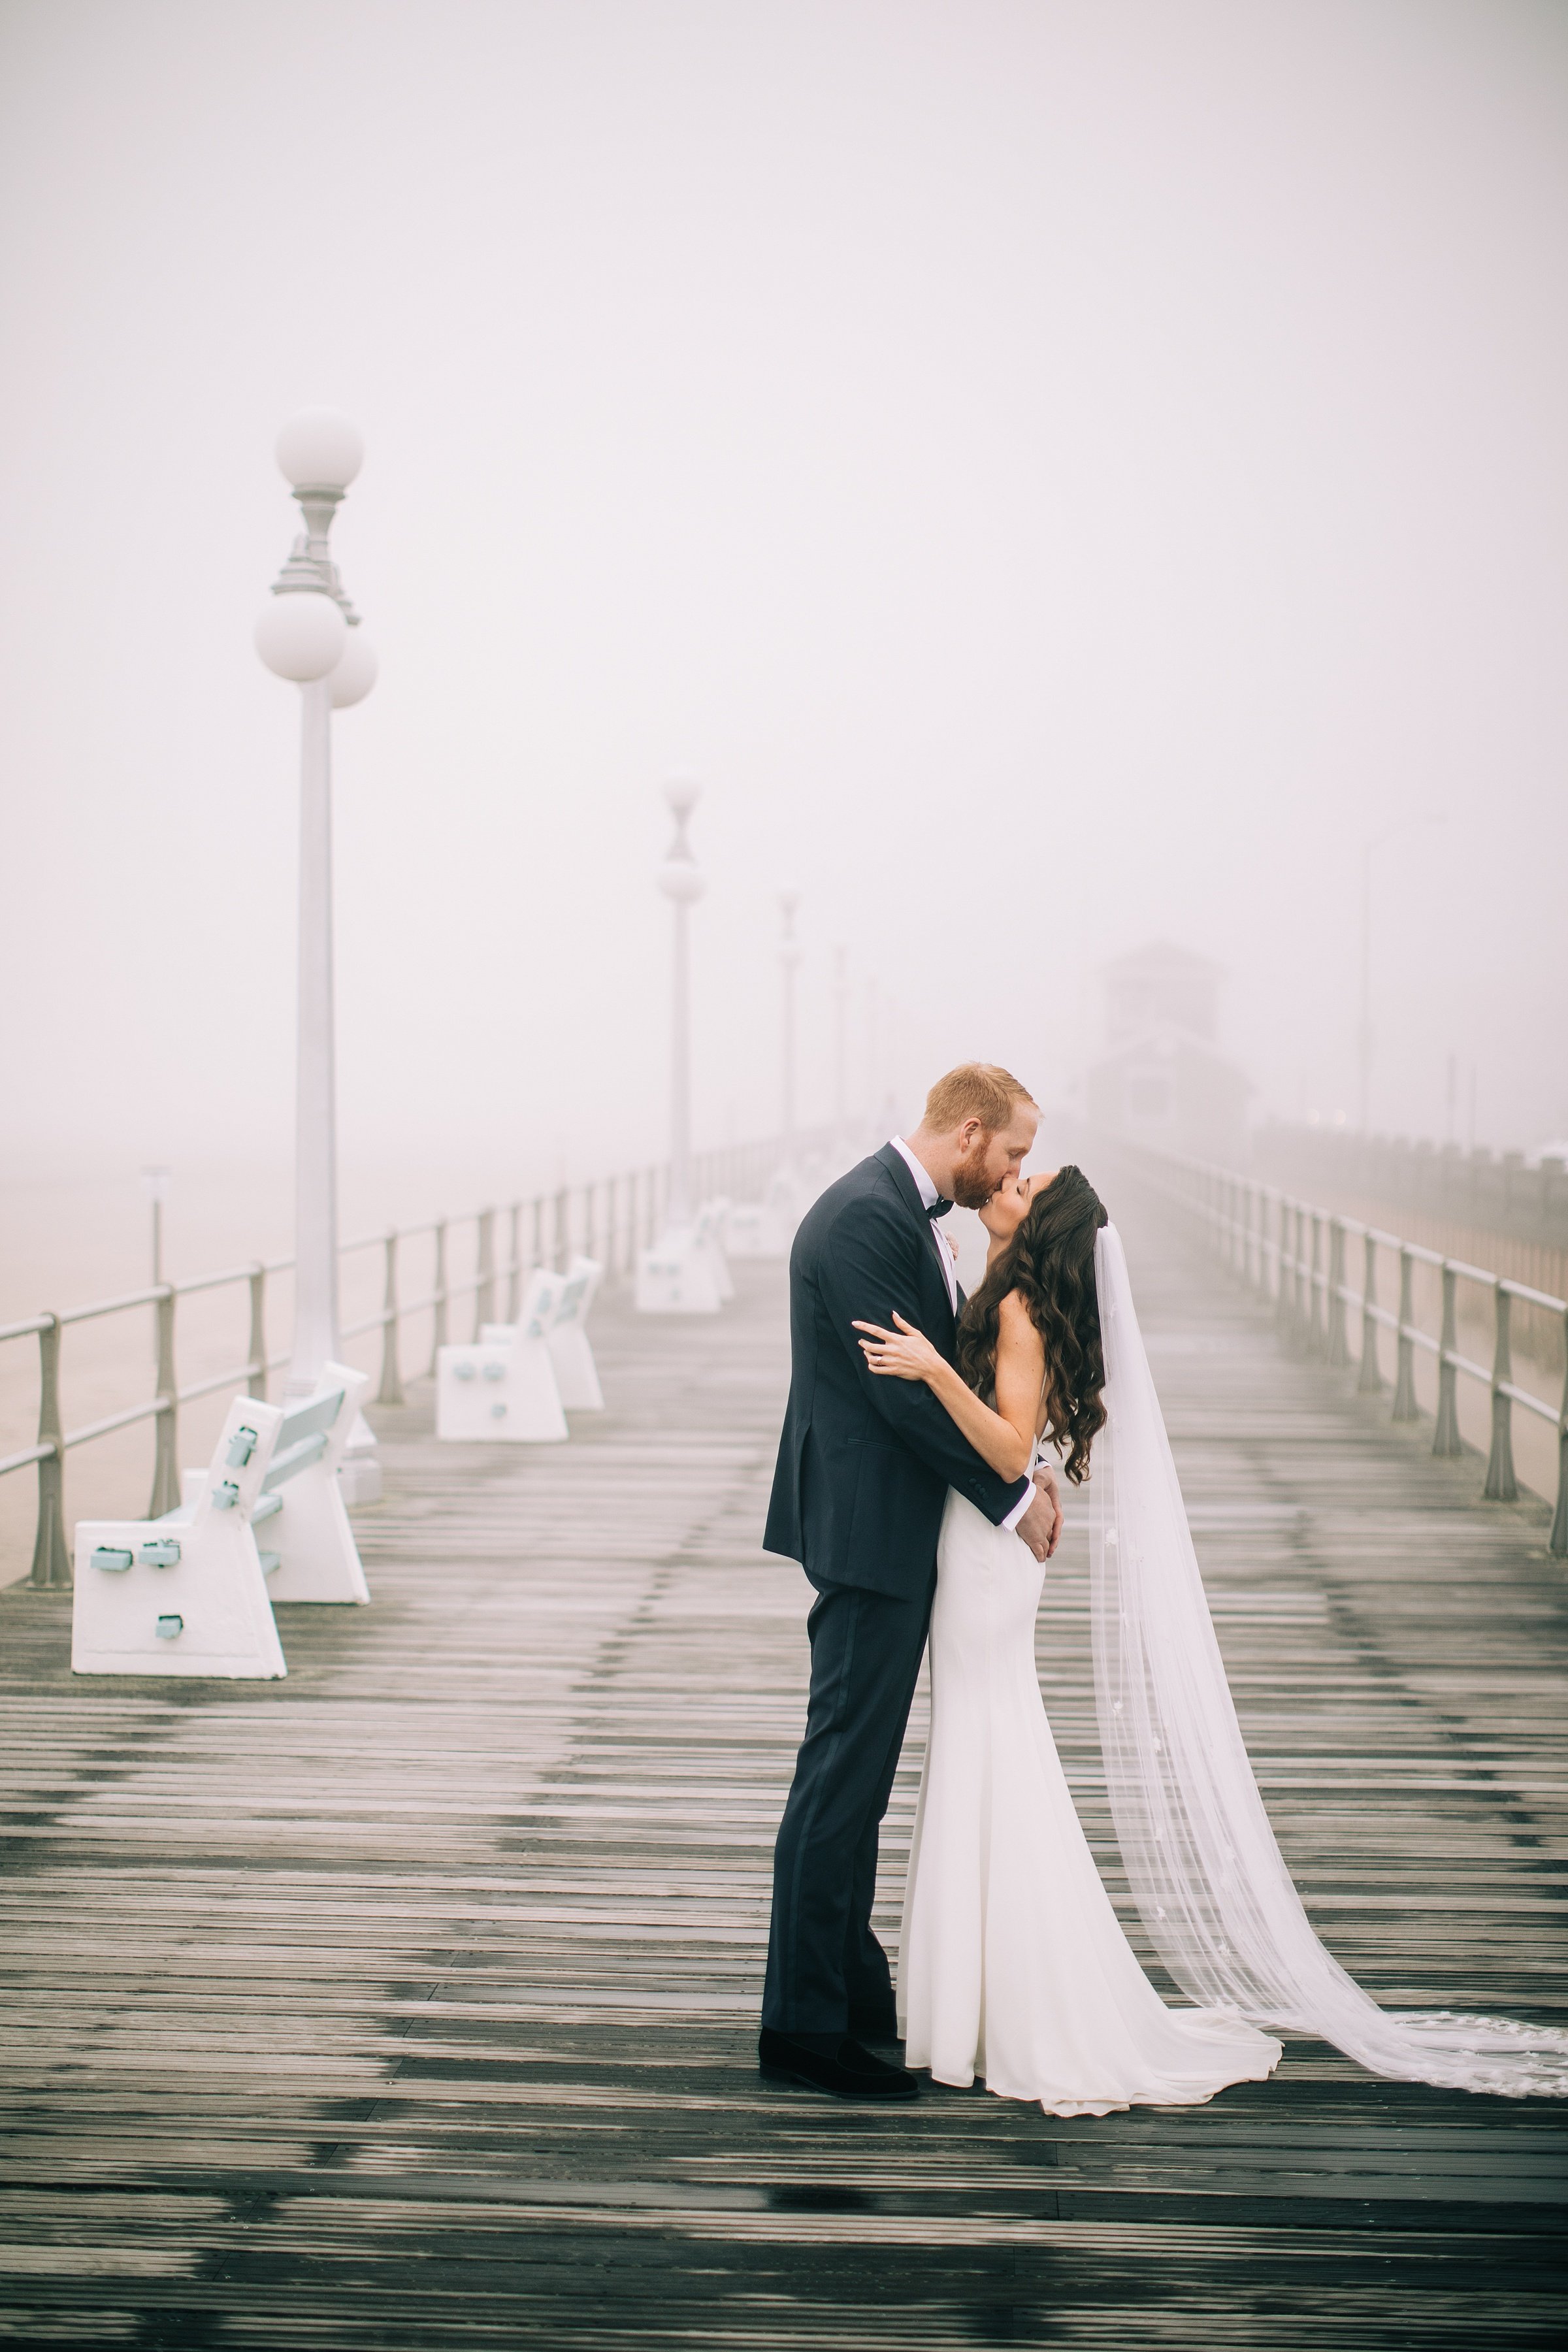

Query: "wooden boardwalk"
<box><xmin>1</xmin><ymin>1191</ymin><xmax>1565</xmax><ymax>2349</ymax></box>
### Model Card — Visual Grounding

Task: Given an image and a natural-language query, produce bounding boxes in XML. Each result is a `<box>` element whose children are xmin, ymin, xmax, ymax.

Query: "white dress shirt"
<box><xmin>888</xmin><ymin>1137</ymin><xmax>1034</xmax><ymax>1532</ymax></box>
<box><xmin>889</xmin><ymin>1134</ymin><xmax>958</xmax><ymax>1309</ymax></box>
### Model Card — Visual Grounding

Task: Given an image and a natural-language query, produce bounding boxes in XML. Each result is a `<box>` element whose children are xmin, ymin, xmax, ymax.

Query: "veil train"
<box><xmin>1090</xmin><ymin>1223</ymin><xmax>1568</xmax><ymax>2100</ymax></box>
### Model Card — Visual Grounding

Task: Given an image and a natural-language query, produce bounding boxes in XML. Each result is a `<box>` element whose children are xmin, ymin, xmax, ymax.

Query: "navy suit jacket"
<box><xmin>762</xmin><ymin>1145</ymin><xmax>1032</xmax><ymax>1599</ymax></box>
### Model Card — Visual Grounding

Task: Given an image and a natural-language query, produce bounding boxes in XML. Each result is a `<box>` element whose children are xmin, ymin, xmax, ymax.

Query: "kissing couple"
<box><xmin>757</xmin><ymin>1064</ymin><xmax>1568</xmax><ymax>2112</ymax></box>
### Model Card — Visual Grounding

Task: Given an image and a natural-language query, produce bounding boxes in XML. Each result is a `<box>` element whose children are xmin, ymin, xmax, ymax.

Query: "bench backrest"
<box><xmin>519</xmin><ymin>1266</ymin><xmax>563</xmax><ymax>1339</ymax></box>
<box><xmin>551</xmin><ymin>1255</ymin><xmax>602</xmax><ymax>1331</ymax></box>
<box><xmin>261</xmin><ymin>1378</ymin><xmax>350</xmax><ymax>1494</ymax></box>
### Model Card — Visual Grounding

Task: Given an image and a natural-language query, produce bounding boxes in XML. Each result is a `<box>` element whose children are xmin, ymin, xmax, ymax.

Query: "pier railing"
<box><xmin>1107</xmin><ymin>1136</ymin><xmax>1568</xmax><ymax>1558</ymax></box>
<box><xmin>2</xmin><ymin>1130</ymin><xmax>833</xmax><ymax>1593</ymax></box>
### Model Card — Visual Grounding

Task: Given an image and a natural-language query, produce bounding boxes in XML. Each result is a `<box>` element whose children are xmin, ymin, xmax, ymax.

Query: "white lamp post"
<box><xmin>254</xmin><ymin>408</ymin><xmax>380</xmax><ymax>1499</ymax></box>
<box><xmin>659</xmin><ymin>783</ymin><xmax>705</xmax><ymax>1226</ymax></box>
<box><xmin>140</xmin><ymin>1166</ymin><xmax>171</xmax><ymax>1291</ymax></box>
<box><xmin>636</xmin><ymin>783</ymin><xmax>723</xmax><ymax>1313</ymax></box>
<box><xmin>831</xmin><ymin>944</ymin><xmax>848</xmax><ymax>1139</ymax></box>
<box><xmin>779</xmin><ymin>892</ymin><xmax>801</xmax><ymax>1151</ymax></box>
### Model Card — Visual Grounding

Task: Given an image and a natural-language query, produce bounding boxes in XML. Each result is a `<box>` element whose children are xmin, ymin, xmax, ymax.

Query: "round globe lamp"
<box><xmin>254</xmin><ymin>591</ymin><xmax>348</xmax><ymax>683</ymax></box>
<box><xmin>658</xmin><ymin>857</ymin><xmax>706</xmax><ymax>904</ymax></box>
<box><xmin>276</xmin><ymin>409</ymin><xmax>365</xmax><ymax>493</ymax></box>
<box><xmin>329</xmin><ymin>631</ymin><xmax>378</xmax><ymax>710</ymax></box>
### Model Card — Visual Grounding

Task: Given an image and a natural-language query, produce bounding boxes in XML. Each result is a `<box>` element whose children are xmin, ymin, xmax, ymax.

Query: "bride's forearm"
<box><xmin>923</xmin><ymin>1358</ymin><xmax>1032</xmax><ymax>1482</ymax></box>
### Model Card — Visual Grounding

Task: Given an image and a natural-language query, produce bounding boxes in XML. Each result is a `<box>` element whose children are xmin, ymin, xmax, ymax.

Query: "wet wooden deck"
<box><xmin>1</xmin><ymin>1191</ymin><xmax>1565</xmax><ymax>2349</ymax></box>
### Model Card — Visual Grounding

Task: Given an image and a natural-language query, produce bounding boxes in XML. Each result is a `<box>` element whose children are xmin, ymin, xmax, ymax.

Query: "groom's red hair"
<box><xmin>922</xmin><ymin>1063</ymin><xmax>1036</xmax><ymax>1134</ymax></box>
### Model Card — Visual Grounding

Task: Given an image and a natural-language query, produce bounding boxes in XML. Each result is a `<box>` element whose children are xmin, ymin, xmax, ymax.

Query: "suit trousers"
<box><xmin>761</xmin><ymin>1569</ymin><xmax>937</xmax><ymax>2035</ymax></box>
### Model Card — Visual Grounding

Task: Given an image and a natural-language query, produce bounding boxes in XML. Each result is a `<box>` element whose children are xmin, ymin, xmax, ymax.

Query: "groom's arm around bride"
<box><xmin>764</xmin><ymin>1166</ymin><xmax>1045</xmax><ymax>1592</ymax></box>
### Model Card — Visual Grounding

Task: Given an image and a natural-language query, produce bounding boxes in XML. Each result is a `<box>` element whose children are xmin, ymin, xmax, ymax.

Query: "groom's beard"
<box><xmin>950</xmin><ymin>1162</ymin><xmax>998</xmax><ymax>1212</ymax></box>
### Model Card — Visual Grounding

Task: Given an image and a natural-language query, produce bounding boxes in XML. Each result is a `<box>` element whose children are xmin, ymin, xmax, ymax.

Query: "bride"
<box><xmin>855</xmin><ymin>1166</ymin><xmax>1568</xmax><ymax>2114</ymax></box>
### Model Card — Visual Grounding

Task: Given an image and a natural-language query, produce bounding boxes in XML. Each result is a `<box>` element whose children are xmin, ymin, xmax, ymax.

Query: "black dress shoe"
<box><xmin>848</xmin><ymin>2002</ymin><xmax>902</xmax><ymax>2046</ymax></box>
<box><xmin>758</xmin><ymin>2028</ymin><xmax>919</xmax><ymax>2101</ymax></box>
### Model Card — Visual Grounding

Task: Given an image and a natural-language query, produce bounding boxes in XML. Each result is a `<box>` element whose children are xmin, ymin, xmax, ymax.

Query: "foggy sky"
<box><xmin>3</xmin><ymin>0</ymin><xmax>1566</xmax><ymax>1211</ymax></box>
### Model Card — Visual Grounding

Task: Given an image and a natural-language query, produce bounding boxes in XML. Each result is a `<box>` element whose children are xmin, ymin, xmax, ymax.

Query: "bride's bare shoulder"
<box><xmin>996</xmin><ymin>1288</ymin><xmax>1042</xmax><ymax>1347</ymax></box>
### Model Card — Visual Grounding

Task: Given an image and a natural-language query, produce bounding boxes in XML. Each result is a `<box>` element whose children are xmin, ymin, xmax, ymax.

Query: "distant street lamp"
<box><xmin>636</xmin><ymin>783</ymin><xmax>723</xmax><ymax>1314</ymax></box>
<box><xmin>779</xmin><ymin>892</ymin><xmax>802</xmax><ymax>1150</ymax></box>
<box><xmin>254</xmin><ymin>409</ymin><xmax>380</xmax><ymax>1498</ymax></box>
<box><xmin>832</xmin><ymin>945</ymin><xmax>848</xmax><ymax>1136</ymax></box>
<box><xmin>140</xmin><ymin>1166</ymin><xmax>171</xmax><ymax>1291</ymax></box>
<box><xmin>659</xmin><ymin>783</ymin><xmax>706</xmax><ymax>1226</ymax></box>
<box><xmin>140</xmin><ymin>1165</ymin><xmax>171</xmax><ymax>1373</ymax></box>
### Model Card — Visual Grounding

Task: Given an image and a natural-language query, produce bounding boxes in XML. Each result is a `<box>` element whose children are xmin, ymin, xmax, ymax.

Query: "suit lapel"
<box><xmin>874</xmin><ymin>1145</ymin><xmax>958</xmax><ymax>1344</ymax></box>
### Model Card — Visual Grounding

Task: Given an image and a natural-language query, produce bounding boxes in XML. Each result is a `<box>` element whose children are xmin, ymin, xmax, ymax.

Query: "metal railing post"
<box><xmin>1356</xmin><ymin>1232</ymin><xmax>1382</xmax><ymax>1395</ymax></box>
<box><xmin>1274</xmin><ymin>1198</ymin><xmax>1292</xmax><ymax>1335</ymax></box>
<box><xmin>1392</xmin><ymin>1245</ymin><xmax>1418</xmax><ymax>1422</ymax></box>
<box><xmin>29</xmin><ymin>1315</ymin><xmax>70</xmax><ymax>1590</ymax></box>
<box><xmin>474</xmin><ymin>1208</ymin><xmax>496</xmax><ymax>1335</ymax></box>
<box><xmin>376</xmin><ymin>1230</ymin><xmax>404</xmax><ymax>1407</ymax></box>
<box><xmin>1551</xmin><ymin>1308</ymin><xmax>1568</xmax><ymax>1558</ymax></box>
<box><xmin>554</xmin><ymin>1186</ymin><xmax>569</xmax><ymax>1271</ymax></box>
<box><xmin>148</xmin><ymin>1284</ymin><xmax>179</xmax><ymax>1517</ymax></box>
<box><xmin>531</xmin><ymin>1196</ymin><xmax>544</xmax><ymax>1277</ymax></box>
<box><xmin>506</xmin><ymin>1203</ymin><xmax>522</xmax><ymax>1322</ymax></box>
<box><xmin>1308</xmin><ymin>1212</ymin><xmax>1324</xmax><ymax>1357</ymax></box>
<box><xmin>1433</xmin><ymin>1262</ymin><xmax>1462</xmax><ymax>1457</ymax></box>
<box><xmin>1484</xmin><ymin>1281</ymin><xmax>1518</xmax><ymax>1501</ymax></box>
<box><xmin>429</xmin><ymin>1220</ymin><xmax>448</xmax><ymax>1374</ymax></box>
<box><xmin>246</xmin><ymin>1264</ymin><xmax>268</xmax><ymax>1401</ymax></box>
<box><xmin>1326</xmin><ymin>1218</ymin><xmax>1348</xmax><ymax>1367</ymax></box>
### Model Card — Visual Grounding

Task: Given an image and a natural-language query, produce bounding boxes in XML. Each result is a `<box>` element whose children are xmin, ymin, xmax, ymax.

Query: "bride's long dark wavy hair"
<box><xmin>956</xmin><ymin>1165</ymin><xmax>1110</xmax><ymax>1485</ymax></box>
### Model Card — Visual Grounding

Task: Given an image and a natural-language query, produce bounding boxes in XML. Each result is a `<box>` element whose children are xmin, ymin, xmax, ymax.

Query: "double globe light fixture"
<box><xmin>253</xmin><ymin>408</ymin><xmax>377</xmax><ymax>702</ymax></box>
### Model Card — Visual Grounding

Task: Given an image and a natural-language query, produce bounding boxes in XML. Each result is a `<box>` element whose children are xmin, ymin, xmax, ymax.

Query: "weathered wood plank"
<box><xmin>0</xmin><ymin>1192</ymin><xmax>1564</xmax><ymax>2348</ymax></box>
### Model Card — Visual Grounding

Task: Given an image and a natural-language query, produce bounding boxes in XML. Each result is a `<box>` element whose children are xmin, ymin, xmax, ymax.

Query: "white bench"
<box><xmin>481</xmin><ymin>1254</ymin><xmax>605</xmax><ymax>1411</ymax></box>
<box><xmin>73</xmin><ymin>1392</ymin><xmax>291</xmax><ymax>1677</ymax></box>
<box><xmin>694</xmin><ymin>1203</ymin><xmax>734</xmax><ymax>1301</ymax></box>
<box><xmin>636</xmin><ymin>1220</ymin><xmax>721</xmax><ymax>1314</ymax></box>
<box><xmin>438</xmin><ymin>1267</ymin><xmax>567</xmax><ymax>1441</ymax></box>
<box><xmin>725</xmin><ymin>1171</ymin><xmax>798</xmax><ymax>1260</ymax></box>
<box><xmin>210</xmin><ymin>1362</ymin><xmax>370</xmax><ymax>1606</ymax></box>
<box><xmin>73</xmin><ymin>1363</ymin><xmax>372</xmax><ymax>1675</ymax></box>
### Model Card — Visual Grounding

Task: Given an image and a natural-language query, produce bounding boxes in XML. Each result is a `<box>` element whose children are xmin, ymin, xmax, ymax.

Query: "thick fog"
<box><xmin>3</xmin><ymin>0</ymin><xmax>1566</xmax><ymax>1250</ymax></box>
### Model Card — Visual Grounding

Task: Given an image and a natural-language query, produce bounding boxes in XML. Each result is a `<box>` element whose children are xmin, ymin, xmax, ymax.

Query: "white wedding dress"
<box><xmin>898</xmin><ymin>1474</ymin><xmax>1282</xmax><ymax>2114</ymax></box>
<box><xmin>898</xmin><ymin>1225</ymin><xmax>1568</xmax><ymax>2112</ymax></box>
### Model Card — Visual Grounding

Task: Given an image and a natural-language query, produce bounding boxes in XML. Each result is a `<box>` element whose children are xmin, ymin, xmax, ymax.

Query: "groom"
<box><xmin>759</xmin><ymin>1064</ymin><xmax>1062</xmax><ymax>2100</ymax></box>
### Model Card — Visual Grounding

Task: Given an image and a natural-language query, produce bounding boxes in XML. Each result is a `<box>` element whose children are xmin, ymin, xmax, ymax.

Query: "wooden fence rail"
<box><xmin>1</xmin><ymin>1127</ymin><xmax>836</xmax><ymax>1592</ymax></box>
<box><xmin>1105</xmin><ymin>1135</ymin><xmax>1568</xmax><ymax>1558</ymax></box>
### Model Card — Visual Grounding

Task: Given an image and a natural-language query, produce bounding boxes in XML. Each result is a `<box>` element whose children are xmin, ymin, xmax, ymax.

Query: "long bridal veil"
<box><xmin>1089</xmin><ymin>1222</ymin><xmax>1568</xmax><ymax>2099</ymax></box>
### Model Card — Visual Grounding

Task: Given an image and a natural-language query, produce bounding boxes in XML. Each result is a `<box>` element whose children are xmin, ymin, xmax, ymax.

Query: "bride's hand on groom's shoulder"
<box><xmin>853</xmin><ymin>1312</ymin><xmax>940</xmax><ymax>1383</ymax></box>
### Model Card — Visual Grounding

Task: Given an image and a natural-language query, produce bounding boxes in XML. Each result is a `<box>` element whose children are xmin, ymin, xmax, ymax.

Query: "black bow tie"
<box><xmin>926</xmin><ymin>1196</ymin><xmax>953</xmax><ymax>1220</ymax></box>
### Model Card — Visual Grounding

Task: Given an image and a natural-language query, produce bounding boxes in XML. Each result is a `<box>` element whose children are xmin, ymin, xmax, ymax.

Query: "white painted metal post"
<box><xmin>670</xmin><ymin>862</ymin><xmax>693</xmax><ymax>1226</ymax></box>
<box><xmin>253</xmin><ymin>409</ymin><xmax>380</xmax><ymax>1501</ymax></box>
<box><xmin>637</xmin><ymin>788</ymin><xmax>721</xmax><ymax>1314</ymax></box>
<box><xmin>779</xmin><ymin>893</ymin><xmax>801</xmax><ymax>1151</ymax></box>
<box><xmin>289</xmin><ymin>675</ymin><xmax>340</xmax><ymax>1397</ymax></box>
<box><xmin>659</xmin><ymin>783</ymin><xmax>704</xmax><ymax>1229</ymax></box>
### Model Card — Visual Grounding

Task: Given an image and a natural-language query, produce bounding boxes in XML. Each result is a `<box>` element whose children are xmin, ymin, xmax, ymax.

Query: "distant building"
<box><xmin>1085</xmin><ymin>942</ymin><xmax>1250</xmax><ymax>1164</ymax></box>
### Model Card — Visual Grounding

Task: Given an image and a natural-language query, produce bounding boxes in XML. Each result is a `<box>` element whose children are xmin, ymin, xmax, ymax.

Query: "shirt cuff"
<box><xmin>1000</xmin><ymin>1481</ymin><xmax>1034</xmax><ymax>1533</ymax></box>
